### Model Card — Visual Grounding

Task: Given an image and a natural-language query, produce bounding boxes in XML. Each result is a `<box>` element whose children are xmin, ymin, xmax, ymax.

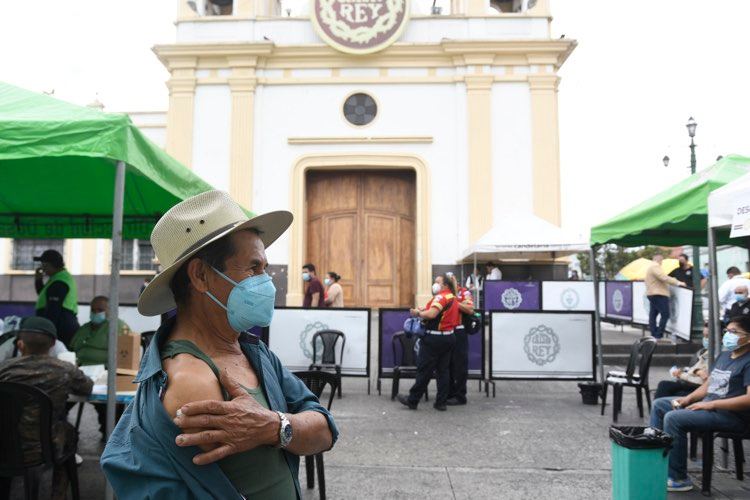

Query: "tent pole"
<box><xmin>474</xmin><ymin>253</ymin><xmax>479</xmax><ymax>309</ymax></box>
<box><xmin>105</xmin><ymin>160</ymin><xmax>126</xmax><ymax>500</ymax></box>
<box><xmin>590</xmin><ymin>246</ymin><xmax>604</xmax><ymax>383</ymax></box>
<box><xmin>707</xmin><ymin>227</ymin><xmax>721</xmax><ymax>369</ymax></box>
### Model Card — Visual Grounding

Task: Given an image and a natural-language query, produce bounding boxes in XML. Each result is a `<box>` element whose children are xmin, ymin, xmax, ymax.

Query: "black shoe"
<box><xmin>397</xmin><ymin>394</ymin><xmax>417</xmax><ymax>410</ymax></box>
<box><xmin>446</xmin><ymin>398</ymin><xmax>466</xmax><ymax>406</ymax></box>
<box><xmin>433</xmin><ymin>403</ymin><xmax>447</xmax><ymax>411</ymax></box>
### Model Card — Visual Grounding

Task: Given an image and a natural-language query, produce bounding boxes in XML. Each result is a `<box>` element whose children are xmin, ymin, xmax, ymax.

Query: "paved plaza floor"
<box><xmin>6</xmin><ymin>325</ymin><xmax>750</xmax><ymax>499</ymax></box>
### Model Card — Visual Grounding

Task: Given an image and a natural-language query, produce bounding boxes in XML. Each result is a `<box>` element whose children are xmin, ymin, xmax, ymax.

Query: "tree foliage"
<box><xmin>577</xmin><ymin>245</ymin><xmax>668</xmax><ymax>280</ymax></box>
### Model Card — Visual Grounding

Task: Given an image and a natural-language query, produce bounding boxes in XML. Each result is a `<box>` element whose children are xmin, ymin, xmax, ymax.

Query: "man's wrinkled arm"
<box><xmin>70</xmin><ymin>366</ymin><xmax>94</xmax><ymax>396</ymax></box>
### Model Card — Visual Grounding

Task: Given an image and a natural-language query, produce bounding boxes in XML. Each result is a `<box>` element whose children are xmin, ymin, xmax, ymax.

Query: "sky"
<box><xmin>1</xmin><ymin>0</ymin><xmax>749</xmax><ymax>237</ymax></box>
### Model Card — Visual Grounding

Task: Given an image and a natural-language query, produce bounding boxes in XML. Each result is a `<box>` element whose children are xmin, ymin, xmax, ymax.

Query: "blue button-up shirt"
<box><xmin>101</xmin><ymin>320</ymin><xmax>339</xmax><ymax>499</ymax></box>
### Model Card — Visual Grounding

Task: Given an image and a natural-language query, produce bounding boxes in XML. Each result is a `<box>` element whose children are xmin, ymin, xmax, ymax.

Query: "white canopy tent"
<box><xmin>706</xmin><ymin>172</ymin><xmax>750</xmax><ymax>364</ymax></box>
<box><xmin>459</xmin><ymin>213</ymin><xmax>605</xmax><ymax>381</ymax></box>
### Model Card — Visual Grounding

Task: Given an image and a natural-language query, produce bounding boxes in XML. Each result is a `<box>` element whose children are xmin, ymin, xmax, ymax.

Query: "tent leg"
<box><xmin>707</xmin><ymin>227</ymin><xmax>721</xmax><ymax>369</ymax></box>
<box><xmin>105</xmin><ymin>161</ymin><xmax>126</xmax><ymax>500</ymax></box>
<box><xmin>590</xmin><ymin>247</ymin><xmax>605</xmax><ymax>383</ymax></box>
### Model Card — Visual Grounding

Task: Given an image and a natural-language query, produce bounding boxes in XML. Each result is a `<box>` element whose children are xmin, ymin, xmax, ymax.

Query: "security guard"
<box><xmin>34</xmin><ymin>250</ymin><xmax>80</xmax><ymax>348</ymax></box>
<box><xmin>397</xmin><ymin>274</ymin><xmax>460</xmax><ymax>411</ymax></box>
<box><xmin>447</xmin><ymin>273</ymin><xmax>475</xmax><ymax>406</ymax></box>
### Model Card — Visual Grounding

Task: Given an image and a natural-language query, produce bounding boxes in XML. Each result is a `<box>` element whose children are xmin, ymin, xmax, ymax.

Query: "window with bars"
<box><xmin>120</xmin><ymin>240</ymin><xmax>158</xmax><ymax>271</ymax></box>
<box><xmin>12</xmin><ymin>240</ymin><xmax>65</xmax><ymax>271</ymax></box>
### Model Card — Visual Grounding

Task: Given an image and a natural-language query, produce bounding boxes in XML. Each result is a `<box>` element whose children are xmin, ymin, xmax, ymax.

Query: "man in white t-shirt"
<box><xmin>719</xmin><ymin>266</ymin><xmax>750</xmax><ymax>318</ymax></box>
<box><xmin>485</xmin><ymin>262</ymin><xmax>502</xmax><ymax>281</ymax></box>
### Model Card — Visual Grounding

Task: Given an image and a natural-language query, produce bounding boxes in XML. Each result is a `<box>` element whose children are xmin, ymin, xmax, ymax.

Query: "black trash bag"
<box><xmin>609</xmin><ymin>426</ymin><xmax>673</xmax><ymax>451</ymax></box>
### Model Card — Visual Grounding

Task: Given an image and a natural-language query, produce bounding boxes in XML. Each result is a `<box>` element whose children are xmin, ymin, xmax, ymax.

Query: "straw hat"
<box><xmin>138</xmin><ymin>190</ymin><xmax>292</xmax><ymax>316</ymax></box>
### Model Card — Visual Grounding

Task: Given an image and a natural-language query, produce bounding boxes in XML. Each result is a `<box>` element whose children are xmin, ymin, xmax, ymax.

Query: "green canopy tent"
<box><xmin>589</xmin><ymin>155</ymin><xmax>750</xmax><ymax>375</ymax></box>
<box><xmin>0</xmin><ymin>82</ymin><xmax>216</xmax><ymax>492</ymax></box>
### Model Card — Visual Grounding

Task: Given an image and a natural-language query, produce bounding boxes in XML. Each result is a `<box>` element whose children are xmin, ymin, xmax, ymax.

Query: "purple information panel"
<box><xmin>378</xmin><ymin>309</ymin><xmax>484</xmax><ymax>379</ymax></box>
<box><xmin>605</xmin><ymin>281</ymin><xmax>633</xmax><ymax>321</ymax></box>
<box><xmin>483</xmin><ymin>281</ymin><xmax>541</xmax><ymax>311</ymax></box>
<box><xmin>0</xmin><ymin>302</ymin><xmax>36</xmax><ymax>321</ymax></box>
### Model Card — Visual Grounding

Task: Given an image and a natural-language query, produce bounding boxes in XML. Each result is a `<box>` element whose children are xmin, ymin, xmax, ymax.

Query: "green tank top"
<box><xmin>35</xmin><ymin>269</ymin><xmax>78</xmax><ymax>313</ymax></box>
<box><xmin>161</xmin><ymin>340</ymin><xmax>297</xmax><ymax>499</ymax></box>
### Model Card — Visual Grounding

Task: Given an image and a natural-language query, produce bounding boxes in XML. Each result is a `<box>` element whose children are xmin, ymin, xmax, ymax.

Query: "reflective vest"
<box><xmin>36</xmin><ymin>269</ymin><xmax>78</xmax><ymax>313</ymax></box>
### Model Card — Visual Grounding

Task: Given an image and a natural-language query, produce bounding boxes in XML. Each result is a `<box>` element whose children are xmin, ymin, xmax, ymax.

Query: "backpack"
<box><xmin>463</xmin><ymin>312</ymin><xmax>482</xmax><ymax>335</ymax></box>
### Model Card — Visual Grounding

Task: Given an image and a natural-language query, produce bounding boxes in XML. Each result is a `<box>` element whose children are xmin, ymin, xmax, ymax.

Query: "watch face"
<box><xmin>283</xmin><ymin>424</ymin><xmax>293</xmax><ymax>442</ymax></box>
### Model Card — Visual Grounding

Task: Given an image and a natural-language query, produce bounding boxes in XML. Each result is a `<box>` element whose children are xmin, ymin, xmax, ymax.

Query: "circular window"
<box><xmin>343</xmin><ymin>93</ymin><xmax>377</xmax><ymax>126</ymax></box>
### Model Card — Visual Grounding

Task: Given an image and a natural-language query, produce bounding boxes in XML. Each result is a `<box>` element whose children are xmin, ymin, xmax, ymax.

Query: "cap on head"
<box><xmin>33</xmin><ymin>250</ymin><xmax>64</xmax><ymax>268</ymax></box>
<box><xmin>16</xmin><ymin>316</ymin><xmax>57</xmax><ymax>340</ymax></box>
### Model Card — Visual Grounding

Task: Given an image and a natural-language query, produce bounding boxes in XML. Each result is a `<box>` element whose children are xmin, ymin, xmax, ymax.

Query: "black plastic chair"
<box><xmin>309</xmin><ymin>330</ymin><xmax>345</xmax><ymax>399</ymax></box>
<box><xmin>390</xmin><ymin>332</ymin><xmax>428</xmax><ymax>402</ymax></box>
<box><xmin>699</xmin><ymin>426</ymin><xmax>750</xmax><ymax>495</ymax></box>
<box><xmin>601</xmin><ymin>337</ymin><xmax>658</xmax><ymax>422</ymax></box>
<box><xmin>0</xmin><ymin>382</ymin><xmax>80</xmax><ymax>500</ymax></box>
<box><xmin>293</xmin><ymin>371</ymin><xmax>339</xmax><ymax>500</ymax></box>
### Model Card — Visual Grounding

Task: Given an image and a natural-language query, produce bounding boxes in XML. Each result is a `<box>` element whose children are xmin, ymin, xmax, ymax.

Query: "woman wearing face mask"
<box><xmin>324</xmin><ymin>272</ymin><xmax>344</xmax><ymax>308</ymax></box>
<box><xmin>650</xmin><ymin>315</ymin><xmax>750</xmax><ymax>492</ymax></box>
<box><xmin>397</xmin><ymin>275</ymin><xmax>460</xmax><ymax>411</ymax></box>
<box><xmin>654</xmin><ymin>323</ymin><xmax>710</xmax><ymax>399</ymax></box>
<box><xmin>101</xmin><ymin>191</ymin><xmax>338</xmax><ymax>500</ymax></box>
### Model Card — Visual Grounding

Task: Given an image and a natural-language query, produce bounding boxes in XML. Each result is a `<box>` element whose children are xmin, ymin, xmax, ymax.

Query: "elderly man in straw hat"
<box><xmin>101</xmin><ymin>191</ymin><xmax>337</xmax><ymax>499</ymax></box>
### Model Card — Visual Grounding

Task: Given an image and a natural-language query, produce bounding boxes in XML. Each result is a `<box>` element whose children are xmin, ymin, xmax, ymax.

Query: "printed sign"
<box><xmin>311</xmin><ymin>0</ymin><xmax>410</xmax><ymax>54</ymax></box>
<box><xmin>490</xmin><ymin>312</ymin><xmax>594</xmax><ymax>379</ymax></box>
<box><xmin>632</xmin><ymin>281</ymin><xmax>649</xmax><ymax>325</ymax></box>
<box><xmin>730</xmin><ymin>199</ymin><xmax>750</xmax><ymax>238</ymax></box>
<box><xmin>378</xmin><ymin>308</ymin><xmax>484</xmax><ymax>379</ymax></box>
<box><xmin>484</xmin><ymin>281</ymin><xmax>541</xmax><ymax>311</ymax></box>
<box><xmin>666</xmin><ymin>285</ymin><xmax>694</xmax><ymax>341</ymax></box>
<box><xmin>268</xmin><ymin>307</ymin><xmax>369</xmax><ymax>376</ymax></box>
<box><xmin>542</xmin><ymin>281</ymin><xmax>595</xmax><ymax>311</ymax></box>
<box><xmin>605</xmin><ymin>282</ymin><xmax>633</xmax><ymax>321</ymax></box>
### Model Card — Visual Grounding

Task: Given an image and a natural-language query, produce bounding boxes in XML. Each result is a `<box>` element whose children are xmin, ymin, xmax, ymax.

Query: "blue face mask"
<box><xmin>302</xmin><ymin>272</ymin><xmax>311</xmax><ymax>282</ymax></box>
<box><xmin>722</xmin><ymin>331</ymin><xmax>741</xmax><ymax>351</ymax></box>
<box><xmin>205</xmin><ymin>266</ymin><xmax>276</xmax><ymax>333</ymax></box>
<box><xmin>90</xmin><ymin>311</ymin><xmax>106</xmax><ymax>325</ymax></box>
<box><xmin>735</xmin><ymin>294</ymin><xmax>748</xmax><ymax>303</ymax></box>
<box><xmin>702</xmin><ymin>337</ymin><xmax>709</xmax><ymax>350</ymax></box>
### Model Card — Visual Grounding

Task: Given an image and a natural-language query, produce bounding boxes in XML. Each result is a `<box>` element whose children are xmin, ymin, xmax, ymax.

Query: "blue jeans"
<box><xmin>648</xmin><ymin>295</ymin><xmax>670</xmax><ymax>338</ymax></box>
<box><xmin>649</xmin><ymin>397</ymin><xmax>746</xmax><ymax>480</ymax></box>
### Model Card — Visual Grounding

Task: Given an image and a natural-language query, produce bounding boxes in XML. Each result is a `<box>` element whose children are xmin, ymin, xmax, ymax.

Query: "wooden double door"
<box><xmin>306</xmin><ymin>170</ymin><xmax>416</xmax><ymax>307</ymax></box>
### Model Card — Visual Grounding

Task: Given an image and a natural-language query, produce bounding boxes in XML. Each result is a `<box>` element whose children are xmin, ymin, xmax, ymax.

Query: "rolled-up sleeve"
<box><xmin>266</xmin><ymin>347</ymin><xmax>339</xmax><ymax>448</ymax></box>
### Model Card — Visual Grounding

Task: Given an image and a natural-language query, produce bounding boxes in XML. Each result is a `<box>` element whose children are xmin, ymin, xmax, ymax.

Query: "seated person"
<box><xmin>654</xmin><ymin>323</ymin><xmax>709</xmax><ymax>399</ymax></box>
<box><xmin>728</xmin><ymin>285</ymin><xmax>750</xmax><ymax>319</ymax></box>
<box><xmin>0</xmin><ymin>319</ymin><xmax>70</xmax><ymax>362</ymax></box>
<box><xmin>0</xmin><ymin>317</ymin><xmax>93</xmax><ymax>500</ymax></box>
<box><xmin>101</xmin><ymin>192</ymin><xmax>338</xmax><ymax>499</ymax></box>
<box><xmin>650</xmin><ymin>315</ymin><xmax>750</xmax><ymax>493</ymax></box>
<box><xmin>70</xmin><ymin>295</ymin><xmax>133</xmax><ymax>439</ymax></box>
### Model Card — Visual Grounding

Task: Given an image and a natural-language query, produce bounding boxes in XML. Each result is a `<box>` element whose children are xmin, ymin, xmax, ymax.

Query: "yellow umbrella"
<box><xmin>616</xmin><ymin>257</ymin><xmax>681</xmax><ymax>280</ymax></box>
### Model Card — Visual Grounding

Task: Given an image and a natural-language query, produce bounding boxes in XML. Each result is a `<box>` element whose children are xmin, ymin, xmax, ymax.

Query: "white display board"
<box><xmin>599</xmin><ymin>282</ymin><xmax>606</xmax><ymax>318</ymax></box>
<box><xmin>632</xmin><ymin>281</ymin><xmax>649</xmax><ymax>326</ymax></box>
<box><xmin>666</xmin><ymin>285</ymin><xmax>694</xmax><ymax>341</ymax></box>
<box><xmin>268</xmin><ymin>308</ymin><xmax>369</xmax><ymax>376</ymax></box>
<box><xmin>77</xmin><ymin>305</ymin><xmax>161</xmax><ymax>334</ymax></box>
<box><xmin>542</xmin><ymin>282</ymin><xmax>595</xmax><ymax>311</ymax></box>
<box><xmin>490</xmin><ymin>312</ymin><xmax>594</xmax><ymax>379</ymax></box>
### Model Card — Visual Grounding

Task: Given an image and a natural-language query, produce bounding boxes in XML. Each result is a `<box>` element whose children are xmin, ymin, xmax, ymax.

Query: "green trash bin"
<box><xmin>610</xmin><ymin>426</ymin><xmax>673</xmax><ymax>500</ymax></box>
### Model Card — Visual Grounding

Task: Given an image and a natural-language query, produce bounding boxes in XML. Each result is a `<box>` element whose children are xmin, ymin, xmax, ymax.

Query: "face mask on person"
<box><xmin>722</xmin><ymin>331</ymin><xmax>746</xmax><ymax>351</ymax></box>
<box><xmin>90</xmin><ymin>311</ymin><xmax>106</xmax><ymax>325</ymax></box>
<box><xmin>702</xmin><ymin>337</ymin><xmax>709</xmax><ymax>350</ymax></box>
<box><xmin>324</xmin><ymin>278</ymin><xmax>332</xmax><ymax>286</ymax></box>
<box><xmin>432</xmin><ymin>283</ymin><xmax>442</xmax><ymax>295</ymax></box>
<box><xmin>205</xmin><ymin>266</ymin><xmax>277</xmax><ymax>332</ymax></box>
<box><xmin>735</xmin><ymin>293</ymin><xmax>747</xmax><ymax>303</ymax></box>
<box><xmin>302</xmin><ymin>272</ymin><xmax>311</xmax><ymax>282</ymax></box>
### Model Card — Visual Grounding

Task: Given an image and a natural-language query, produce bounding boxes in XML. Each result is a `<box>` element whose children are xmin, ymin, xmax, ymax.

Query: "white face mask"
<box><xmin>432</xmin><ymin>283</ymin><xmax>441</xmax><ymax>295</ymax></box>
<box><xmin>324</xmin><ymin>278</ymin><xmax>332</xmax><ymax>286</ymax></box>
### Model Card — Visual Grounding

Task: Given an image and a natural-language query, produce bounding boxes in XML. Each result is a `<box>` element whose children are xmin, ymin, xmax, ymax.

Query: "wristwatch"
<box><xmin>276</xmin><ymin>411</ymin><xmax>293</xmax><ymax>449</ymax></box>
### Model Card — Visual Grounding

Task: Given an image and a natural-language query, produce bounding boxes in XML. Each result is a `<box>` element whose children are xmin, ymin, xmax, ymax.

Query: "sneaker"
<box><xmin>446</xmin><ymin>397</ymin><xmax>466</xmax><ymax>406</ymax></box>
<box><xmin>667</xmin><ymin>478</ymin><xmax>693</xmax><ymax>492</ymax></box>
<box><xmin>433</xmin><ymin>404</ymin><xmax>447</xmax><ymax>411</ymax></box>
<box><xmin>397</xmin><ymin>394</ymin><xmax>417</xmax><ymax>410</ymax></box>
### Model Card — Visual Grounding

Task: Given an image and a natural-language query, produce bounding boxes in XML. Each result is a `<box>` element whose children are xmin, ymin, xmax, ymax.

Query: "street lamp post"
<box><xmin>686</xmin><ymin>117</ymin><xmax>704</xmax><ymax>342</ymax></box>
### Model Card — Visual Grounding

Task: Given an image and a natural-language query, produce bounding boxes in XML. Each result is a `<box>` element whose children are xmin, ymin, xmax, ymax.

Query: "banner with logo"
<box><xmin>378</xmin><ymin>308</ymin><xmax>484</xmax><ymax>380</ymax></box>
<box><xmin>730</xmin><ymin>198</ymin><xmax>750</xmax><ymax>238</ymax></box>
<box><xmin>484</xmin><ymin>281</ymin><xmax>541</xmax><ymax>311</ymax></box>
<box><xmin>268</xmin><ymin>307</ymin><xmax>370</xmax><ymax>377</ymax></box>
<box><xmin>631</xmin><ymin>281</ymin><xmax>649</xmax><ymax>326</ymax></box>
<box><xmin>605</xmin><ymin>282</ymin><xmax>633</xmax><ymax>321</ymax></box>
<box><xmin>666</xmin><ymin>285</ymin><xmax>694</xmax><ymax>341</ymax></box>
<box><xmin>489</xmin><ymin>311</ymin><xmax>594</xmax><ymax>379</ymax></box>
<box><xmin>541</xmin><ymin>281</ymin><xmax>595</xmax><ymax>311</ymax></box>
